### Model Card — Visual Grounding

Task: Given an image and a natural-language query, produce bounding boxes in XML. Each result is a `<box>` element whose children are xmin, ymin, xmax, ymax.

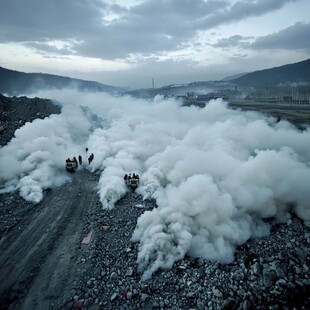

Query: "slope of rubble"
<box><xmin>0</xmin><ymin>94</ymin><xmax>61</xmax><ymax>146</ymax></box>
<box><xmin>73</xmin><ymin>194</ymin><xmax>310</xmax><ymax>310</ymax></box>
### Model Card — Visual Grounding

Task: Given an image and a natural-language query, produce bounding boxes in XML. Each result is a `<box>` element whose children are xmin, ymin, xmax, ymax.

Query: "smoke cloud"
<box><xmin>1</xmin><ymin>89</ymin><xmax>310</xmax><ymax>279</ymax></box>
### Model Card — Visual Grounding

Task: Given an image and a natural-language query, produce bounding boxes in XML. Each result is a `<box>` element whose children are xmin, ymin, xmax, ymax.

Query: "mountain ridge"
<box><xmin>1</xmin><ymin>58</ymin><xmax>310</xmax><ymax>96</ymax></box>
<box><xmin>230</xmin><ymin>58</ymin><xmax>310</xmax><ymax>87</ymax></box>
<box><xmin>0</xmin><ymin>66</ymin><xmax>123</xmax><ymax>95</ymax></box>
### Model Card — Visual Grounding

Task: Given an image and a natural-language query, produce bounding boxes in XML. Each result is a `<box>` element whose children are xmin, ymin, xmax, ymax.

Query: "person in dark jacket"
<box><xmin>73</xmin><ymin>157</ymin><xmax>78</xmax><ymax>167</ymax></box>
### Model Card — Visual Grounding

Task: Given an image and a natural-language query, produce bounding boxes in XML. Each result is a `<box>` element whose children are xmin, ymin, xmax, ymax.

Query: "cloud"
<box><xmin>252</xmin><ymin>22</ymin><xmax>310</xmax><ymax>50</ymax></box>
<box><xmin>212</xmin><ymin>22</ymin><xmax>310</xmax><ymax>51</ymax></box>
<box><xmin>1</xmin><ymin>89</ymin><xmax>310</xmax><ymax>280</ymax></box>
<box><xmin>24</xmin><ymin>39</ymin><xmax>80</xmax><ymax>55</ymax></box>
<box><xmin>196</xmin><ymin>0</ymin><xmax>298</xmax><ymax>30</ymax></box>
<box><xmin>0</xmin><ymin>0</ymin><xmax>107</xmax><ymax>42</ymax></box>
<box><xmin>0</xmin><ymin>0</ymin><xmax>301</xmax><ymax>60</ymax></box>
<box><xmin>212</xmin><ymin>34</ymin><xmax>253</xmax><ymax>48</ymax></box>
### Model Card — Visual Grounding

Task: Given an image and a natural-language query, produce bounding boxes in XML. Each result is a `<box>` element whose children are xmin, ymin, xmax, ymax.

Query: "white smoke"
<box><xmin>1</xmin><ymin>89</ymin><xmax>310</xmax><ymax>280</ymax></box>
<box><xmin>0</xmin><ymin>107</ymin><xmax>89</xmax><ymax>202</ymax></box>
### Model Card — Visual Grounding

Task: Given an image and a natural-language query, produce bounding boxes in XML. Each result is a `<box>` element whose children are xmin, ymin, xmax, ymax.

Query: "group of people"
<box><xmin>66</xmin><ymin>156</ymin><xmax>82</xmax><ymax>168</ymax></box>
<box><xmin>124</xmin><ymin>173</ymin><xmax>140</xmax><ymax>181</ymax></box>
<box><xmin>65</xmin><ymin>157</ymin><xmax>79</xmax><ymax>172</ymax></box>
<box><xmin>88</xmin><ymin>153</ymin><xmax>94</xmax><ymax>164</ymax></box>
<box><xmin>66</xmin><ymin>157</ymin><xmax>78</xmax><ymax>164</ymax></box>
<box><xmin>66</xmin><ymin>147</ymin><xmax>95</xmax><ymax>171</ymax></box>
<box><xmin>85</xmin><ymin>147</ymin><xmax>94</xmax><ymax>165</ymax></box>
<box><xmin>124</xmin><ymin>173</ymin><xmax>140</xmax><ymax>190</ymax></box>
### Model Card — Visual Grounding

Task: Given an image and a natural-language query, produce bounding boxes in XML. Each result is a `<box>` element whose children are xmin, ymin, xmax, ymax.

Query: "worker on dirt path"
<box><xmin>73</xmin><ymin>157</ymin><xmax>78</xmax><ymax>167</ymax></box>
<box><xmin>88</xmin><ymin>153</ymin><xmax>94</xmax><ymax>164</ymax></box>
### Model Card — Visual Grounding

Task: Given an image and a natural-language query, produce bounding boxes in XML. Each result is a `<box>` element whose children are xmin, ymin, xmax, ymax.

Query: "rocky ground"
<box><xmin>0</xmin><ymin>94</ymin><xmax>61</xmax><ymax>146</ymax></box>
<box><xmin>0</xmin><ymin>94</ymin><xmax>309</xmax><ymax>309</ymax></box>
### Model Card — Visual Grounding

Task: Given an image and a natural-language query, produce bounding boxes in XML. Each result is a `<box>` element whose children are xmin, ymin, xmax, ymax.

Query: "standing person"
<box><xmin>73</xmin><ymin>157</ymin><xmax>78</xmax><ymax>168</ymax></box>
<box><xmin>85</xmin><ymin>147</ymin><xmax>88</xmax><ymax>153</ymax></box>
<box><xmin>78</xmin><ymin>155</ymin><xmax>82</xmax><ymax>165</ymax></box>
<box><xmin>88</xmin><ymin>153</ymin><xmax>94</xmax><ymax>164</ymax></box>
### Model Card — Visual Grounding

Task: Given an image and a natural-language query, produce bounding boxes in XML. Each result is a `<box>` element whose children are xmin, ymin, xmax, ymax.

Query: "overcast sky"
<box><xmin>0</xmin><ymin>0</ymin><xmax>309</xmax><ymax>88</ymax></box>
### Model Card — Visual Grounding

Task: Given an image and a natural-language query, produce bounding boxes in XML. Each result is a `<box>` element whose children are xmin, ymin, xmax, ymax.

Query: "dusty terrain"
<box><xmin>228</xmin><ymin>100</ymin><xmax>310</xmax><ymax>130</ymax></box>
<box><xmin>0</xmin><ymin>171</ymin><xmax>99</xmax><ymax>309</ymax></box>
<box><xmin>0</xmin><ymin>95</ymin><xmax>309</xmax><ymax>309</ymax></box>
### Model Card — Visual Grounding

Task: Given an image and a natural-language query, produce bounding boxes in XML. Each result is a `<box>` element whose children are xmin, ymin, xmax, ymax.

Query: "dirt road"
<box><xmin>0</xmin><ymin>170</ymin><xmax>99</xmax><ymax>309</ymax></box>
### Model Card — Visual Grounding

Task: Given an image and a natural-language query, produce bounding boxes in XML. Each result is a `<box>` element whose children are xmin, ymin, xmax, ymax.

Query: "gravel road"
<box><xmin>0</xmin><ymin>95</ymin><xmax>309</xmax><ymax>309</ymax></box>
<box><xmin>0</xmin><ymin>170</ymin><xmax>99</xmax><ymax>309</ymax></box>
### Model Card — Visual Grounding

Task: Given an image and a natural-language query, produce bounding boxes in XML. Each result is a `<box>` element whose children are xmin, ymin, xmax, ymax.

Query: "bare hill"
<box><xmin>0</xmin><ymin>67</ymin><xmax>122</xmax><ymax>96</ymax></box>
<box><xmin>231</xmin><ymin>59</ymin><xmax>310</xmax><ymax>88</ymax></box>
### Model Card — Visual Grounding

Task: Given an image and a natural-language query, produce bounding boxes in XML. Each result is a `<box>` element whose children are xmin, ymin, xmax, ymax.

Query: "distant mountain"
<box><xmin>0</xmin><ymin>67</ymin><xmax>123</xmax><ymax>96</ymax></box>
<box><xmin>222</xmin><ymin>72</ymin><xmax>248</xmax><ymax>81</ymax></box>
<box><xmin>231</xmin><ymin>59</ymin><xmax>310</xmax><ymax>88</ymax></box>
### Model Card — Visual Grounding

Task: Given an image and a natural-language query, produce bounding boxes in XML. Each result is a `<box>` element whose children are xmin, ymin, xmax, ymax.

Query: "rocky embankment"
<box><xmin>0</xmin><ymin>94</ymin><xmax>61</xmax><ymax>146</ymax></box>
<box><xmin>0</xmin><ymin>94</ymin><xmax>309</xmax><ymax>309</ymax></box>
<box><xmin>72</xmin><ymin>194</ymin><xmax>310</xmax><ymax>310</ymax></box>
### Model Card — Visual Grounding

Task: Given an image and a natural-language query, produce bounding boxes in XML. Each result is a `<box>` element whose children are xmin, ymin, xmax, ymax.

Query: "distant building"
<box><xmin>185</xmin><ymin>92</ymin><xmax>227</xmax><ymax>101</ymax></box>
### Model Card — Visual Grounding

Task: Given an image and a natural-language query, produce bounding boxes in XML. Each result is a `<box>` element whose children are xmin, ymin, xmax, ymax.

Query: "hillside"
<box><xmin>0</xmin><ymin>67</ymin><xmax>122</xmax><ymax>96</ymax></box>
<box><xmin>2</xmin><ymin>59</ymin><xmax>310</xmax><ymax>98</ymax></box>
<box><xmin>231</xmin><ymin>59</ymin><xmax>310</xmax><ymax>88</ymax></box>
<box><xmin>125</xmin><ymin>59</ymin><xmax>310</xmax><ymax>100</ymax></box>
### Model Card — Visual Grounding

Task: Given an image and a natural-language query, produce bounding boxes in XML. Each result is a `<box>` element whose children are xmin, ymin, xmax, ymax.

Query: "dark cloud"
<box><xmin>252</xmin><ymin>22</ymin><xmax>310</xmax><ymax>50</ymax></box>
<box><xmin>196</xmin><ymin>0</ymin><xmax>298</xmax><ymax>29</ymax></box>
<box><xmin>0</xmin><ymin>0</ymin><xmax>107</xmax><ymax>41</ymax></box>
<box><xmin>0</xmin><ymin>0</ymin><xmax>303</xmax><ymax>60</ymax></box>
<box><xmin>212</xmin><ymin>21</ymin><xmax>310</xmax><ymax>53</ymax></box>
<box><xmin>76</xmin><ymin>0</ymin><xmax>228</xmax><ymax>58</ymax></box>
<box><xmin>212</xmin><ymin>35</ymin><xmax>253</xmax><ymax>48</ymax></box>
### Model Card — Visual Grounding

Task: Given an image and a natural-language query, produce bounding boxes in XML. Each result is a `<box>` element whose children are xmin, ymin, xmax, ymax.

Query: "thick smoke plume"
<box><xmin>1</xmin><ymin>89</ymin><xmax>310</xmax><ymax>279</ymax></box>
